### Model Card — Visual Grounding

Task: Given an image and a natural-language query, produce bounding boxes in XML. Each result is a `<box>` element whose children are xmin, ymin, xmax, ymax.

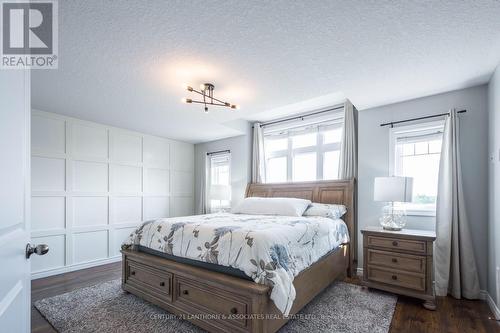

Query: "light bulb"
<box><xmin>200</xmin><ymin>83</ymin><xmax>206</xmax><ymax>90</ymax></box>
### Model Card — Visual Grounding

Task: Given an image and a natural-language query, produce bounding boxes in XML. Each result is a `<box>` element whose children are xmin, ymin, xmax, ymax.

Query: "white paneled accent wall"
<box><xmin>31</xmin><ymin>110</ymin><xmax>195</xmax><ymax>278</ymax></box>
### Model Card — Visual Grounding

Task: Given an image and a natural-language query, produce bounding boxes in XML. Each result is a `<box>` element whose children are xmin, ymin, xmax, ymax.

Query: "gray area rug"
<box><xmin>34</xmin><ymin>279</ymin><xmax>396</xmax><ymax>333</ymax></box>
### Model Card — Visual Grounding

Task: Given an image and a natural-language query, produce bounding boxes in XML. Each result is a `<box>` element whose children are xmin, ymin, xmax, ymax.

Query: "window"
<box><xmin>264</xmin><ymin>121</ymin><xmax>343</xmax><ymax>183</ymax></box>
<box><xmin>206</xmin><ymin>152</ymin><xmax>231</xmax><ymax>213</ymax></box>
<box><xmin>390</xmin><ymin>121</ymin><xmax>444</xmax><ymax>216</ymax></box>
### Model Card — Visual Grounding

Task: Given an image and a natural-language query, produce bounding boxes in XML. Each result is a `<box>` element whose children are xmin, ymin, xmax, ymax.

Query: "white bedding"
<box><xmin>122</xmin><ymin>213</ymin><xmax>349</xmax><ymax>315</ymax></box>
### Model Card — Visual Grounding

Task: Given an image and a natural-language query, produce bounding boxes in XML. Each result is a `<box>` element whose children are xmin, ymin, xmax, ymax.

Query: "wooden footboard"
<box><xmin>121</xmin><ymin>244</ymin><xmax>348</xmax><ymax>333</ymax></box>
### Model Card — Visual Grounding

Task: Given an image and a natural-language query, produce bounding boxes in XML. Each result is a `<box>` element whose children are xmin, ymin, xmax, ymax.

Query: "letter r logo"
<box><xmin>2</xmin><ymin>2</ymin><xmax>53</xmax><ymax>54</ymax></box>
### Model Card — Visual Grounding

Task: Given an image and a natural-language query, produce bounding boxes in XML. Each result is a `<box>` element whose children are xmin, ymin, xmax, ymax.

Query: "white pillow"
<box><xmin>303</xmin><ymin>203</ymin><xmax>347</xmax><ymax>219</ymax></box>
<box><xmin>232</xmin><ymin>197</ymin><xmax>311</xmax><ymax>217</ymax></box>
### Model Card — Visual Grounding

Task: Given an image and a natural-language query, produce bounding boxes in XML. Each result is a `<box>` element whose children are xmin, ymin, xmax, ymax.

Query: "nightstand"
<box><xmin>361</xmin><ymin>226</ymin><xmax>437</xmax><ymax>310</ymax></box>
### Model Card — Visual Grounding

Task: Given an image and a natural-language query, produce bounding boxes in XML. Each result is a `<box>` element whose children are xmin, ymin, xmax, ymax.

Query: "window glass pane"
<box><xmin>265</xmin><ymin>137</ymin><xmax>287</xmax><ymax>153</ymax></box>
<box><xmin>266</xmin><ymin>156</ymin><xmax>287</xmax><ymax>183</ymax></box>
<box><xmin>399</xmin><ymin>153</ymin><xmax>440</xmax><ymax>204</ymax></box>
<box><xmin>393</xmin><ymin>124</ymin><xmax>444</xmax><ymax>213</ymax></box>
<box><xmin>401</xmin><ymin>143</ymin><xmax>414</xmax><ymax>156</ymax></box>
<box><xmin>293</xmin><ymin>152</ymin><xmax>316</xmax><ymax>181</ymax></box>
<box><xmin>207</xmin><ymin>153</ymin><xmax>231</xmax><ymax>212</ymax></box>
<box><xmin>428</xmin><ymin>140</ymin><xmax>442</xmax><ymax>153</ymax></box>
<box><xmin>323</xmin><ymin>128</ymin><xmax>342</xmax><ymax>144</ymax></box>
<box><xmin>292</xmin><ymin>132</ymin><xmax>317</xmax><ymax>149</ymax></box>
<box><xmin>323</xmin><ymin>150</ymin><xmax>340</xmax><ymax>180</ymax></box>
<box><xmin>414</xmin><ymin>142</ymin><xmax>428</xmax><ymax>155</ymax></box>
<box><xmin>210</xmin><ymin>155</ymin><xmax>230</xmax><ymax>185</ymax></box>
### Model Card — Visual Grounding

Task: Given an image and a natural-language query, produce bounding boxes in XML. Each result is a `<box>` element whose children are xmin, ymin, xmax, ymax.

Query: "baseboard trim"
<box><xmin>481</xmin><ymin>290</ymin><xmax>500</xmax><ymax>320</ymax></box>
<box><xmin>31</xmin><ymin>256</ymin><xmax>122</xmax><ymax>280</ymax></box>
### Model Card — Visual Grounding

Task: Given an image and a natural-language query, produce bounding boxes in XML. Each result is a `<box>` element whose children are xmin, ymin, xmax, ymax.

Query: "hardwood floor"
<box><xmin>32</xmin><ymin>262</ymin><xmax>500</xmax><ymax>333</ymax></box>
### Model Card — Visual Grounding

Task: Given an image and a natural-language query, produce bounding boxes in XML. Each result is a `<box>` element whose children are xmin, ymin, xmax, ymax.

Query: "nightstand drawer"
<box><xmin>367</xmin><ymin>249</ymin><xmax>425</xmax><ymax>273</ymax></box>
<box><xmin>367</xmin><ymin>266</ymin><xmax>425</xmax><ymax>291</ymax></box>
<box><xmin>366</xmin><ymin>235</ymin><xmax>426</xmax><ymax>254</ymax></box>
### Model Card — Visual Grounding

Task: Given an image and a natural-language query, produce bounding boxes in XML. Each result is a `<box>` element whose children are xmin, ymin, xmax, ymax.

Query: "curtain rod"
<box><xmin>259</xmin><ymin>105</ymin><xmax>344</xmax><ymax>128</ymax></box>
<box><xmin>380</xmin><ymin>109</ymin><xmax>466</xmax><ymax>127</ymax></box>
<box><xmin>206</xmin><ymin>149</ymin><xmax>230</xmax><ymax>156</ymax></box>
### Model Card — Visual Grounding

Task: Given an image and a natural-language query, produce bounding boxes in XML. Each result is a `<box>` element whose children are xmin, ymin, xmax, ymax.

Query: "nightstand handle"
<box><xmin>392</xmin><ymin>241</ymin><xmax>398</xmax><ymax>246</ymax></box>
<box><xmin>392</xmin><ymin>258</ymin><xmax>398</xmax><ymax>263</ymax></box>
<box><xmin>392</xmin><ymin>275</ymin><xmax>397</xmax><ymax>280</ymax></box>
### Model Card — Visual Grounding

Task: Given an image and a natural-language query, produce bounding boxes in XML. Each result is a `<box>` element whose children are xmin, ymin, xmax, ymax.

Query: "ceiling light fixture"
<box><xmin>183</xmin><ymin>83</ymin><xmax>239</xmax><ymax>113</ymax></box>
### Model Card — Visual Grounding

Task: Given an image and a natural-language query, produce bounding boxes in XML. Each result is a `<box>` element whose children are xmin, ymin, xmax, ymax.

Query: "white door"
<box><xmin>0</xmin><ymin>70</ymin><xmax>32</xmax><ymax>332</ymax></box>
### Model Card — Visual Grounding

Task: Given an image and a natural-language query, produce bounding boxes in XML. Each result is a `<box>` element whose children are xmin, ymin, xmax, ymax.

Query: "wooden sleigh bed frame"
<box><xmin>121</xmin><ymin>179</ymin><xmax>357</xmax><ymax>333</ymax></box>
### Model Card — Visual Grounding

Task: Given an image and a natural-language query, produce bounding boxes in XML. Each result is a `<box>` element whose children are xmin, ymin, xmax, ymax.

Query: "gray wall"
<box><xmin>194</xmin><ymin>125</ymin><xmax>252</xmax><ymax>214</ymax></box>
<box><xmin>194</xmin><ymin>85</ymin><xmax>490</xmax><ymax>291</ymax></box>
<box><xmin>359</xmin><ymin>85</ymin><xmax>489</xmax><ymax>290</ymax></box>
<box><xmin>488</xmin><ymin>65</ymin><xmax>500</xmax><ymax>305</ymax></box>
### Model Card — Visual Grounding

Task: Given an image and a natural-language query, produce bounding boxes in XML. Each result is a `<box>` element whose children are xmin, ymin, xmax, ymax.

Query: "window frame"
<box><xmin>264</xmin><ymin>123</ymin><xmax>342</xmax><ymax>183</ymax></box>
<box><xmin>389</xmin><ymin>120</ymin><xmax>444</xmax><ymax>217</ymax></box>
<box><xmin>206</xmin><ymin>152</ymin><xmax>231</xmax><ymax>213</ymax></box>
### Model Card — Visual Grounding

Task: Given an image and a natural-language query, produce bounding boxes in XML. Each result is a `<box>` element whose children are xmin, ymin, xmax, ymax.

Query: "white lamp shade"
<box><xmin>210</xmin><ymin>185</ymin><xmax>231</xmax><ymax>201</ymax></box>
<box><xmin>374</xmin><ymin>177</ymin><xmax>413</xmax><ymax>202</ymax></box>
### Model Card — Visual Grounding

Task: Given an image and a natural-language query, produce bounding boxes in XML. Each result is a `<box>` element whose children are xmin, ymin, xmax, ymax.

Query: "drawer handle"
<box><xmin>160</xmin><ymin>282</ymin><xmax>165</xmax><ymax>287</ymax></box>
<box><xmin>131</xmin><ymin>271</ymin><xmax>136</xmax><ymax>276</ymax></box>
<box><xmin>392</xmin><ymin>241</ymin><xmax>398</xmax><ymax>246</ymax></box>
<box><xmin>392</xmin><ymin>258</ymin><xmax>398</xmax><ymax>263</ymax></box>
<box><xmin>392</xmin><ymin>275</ymin><xmax>398</xmax><ymax>280</ymax></box>
<box><xmin>182</xmin><ymin>289</ymin><xmax>189</xmax><ymax>295</ymax></box>
<box><xmin>230</xmin><ymin>307</ymin><xmax>238</xmax><ymax>314</ymax></box>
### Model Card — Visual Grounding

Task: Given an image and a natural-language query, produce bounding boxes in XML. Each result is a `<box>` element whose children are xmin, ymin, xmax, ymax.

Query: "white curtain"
<box><xmin>434</xmin><ymin>109</ymin><xmax>480</xmax><ymax>299</ymax></box>
<box><xmin>197</xmin><ymin>156</ymin><xmax>208</xmax><ymax>214</ymax></box>
<box><xmin>338</xmin><ymin>99</ymin><xmax>357</xmax><ymax>179</ymax></box>
<box><xmin>252</xmin><ymin>123</ymin><xmax>266</xmax><ymax>183</ymax></box>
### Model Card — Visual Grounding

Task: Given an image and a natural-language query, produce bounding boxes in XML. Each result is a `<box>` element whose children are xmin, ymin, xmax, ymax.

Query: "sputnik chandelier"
<box><xmin>182</xmin><ymin>83</ymin><xmax>239</xmax><ymax>113</ymax></box>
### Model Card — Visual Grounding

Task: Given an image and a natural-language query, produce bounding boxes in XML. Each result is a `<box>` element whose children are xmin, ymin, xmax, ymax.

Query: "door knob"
<box><xmin>26</xmin><ymin>243</ymin><xmax>49</xmax><ymax>258</ymax></box>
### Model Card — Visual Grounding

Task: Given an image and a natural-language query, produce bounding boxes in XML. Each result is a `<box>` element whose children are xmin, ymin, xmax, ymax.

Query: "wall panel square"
<box><xmin>73</xmin><ymin>230</ymin><xmax>108</xmax><ymax>263</ymax></box>
<box><xmin>144</xmin><ymin>136</ymin><xmax>169</xmax><ymax>168</ymax></box>
<box><xmin>72</xmin><ymin>123</ymin><xmax>108</xmax><ymax>158</ymax></box>
<box><xmin>172</xmin><ymin>171</ymin><xmax>193</xmax><ymax>196</ymax></box>
<box><xmin>32</xmin><ymin>196</ymin><xmax>65</xmax><ymax>230</ymax></box>
<box><xmin>145</xmin><ymin>168</ymin><xmax>169</xmax><ymax>195</ymax></box>
<box><xmin>144</xmin><ymin>197</ymin><xmax>169</xmax><ymax>220</ymax></box>
<box><xmin>110</xmin><ymin>131</ymin><xmax>142</xmax><ymax>163</ymax></box>
<box><xmin>72</xmin><ymin>160</ymin><xmax>108</xmax><ymax>192</ymax></box>
<box><xmin>171</xmin><ymin>142</ymin><xmax>194</xmax><ymax>171</ymax></box>
<box><xmin>111</xmin><ymin>196</ymin><xmax>142</xmax><ymax>224</ymax></box>
<box><xmin>31</xmin><ymin>235</ymin><xmax>65</xmax><ymax>272</ymax></box>
<box><xmin>32</xmin><ymin>157</ymin><xmax>65</xmax><ymax>191</ymax></box>
<box><xmin>32</xmin><ymin>115</ymin><xmax>65</xmax><ymax>154</ymax></box>
<box><xmin>73</xmin><ymin>196</ymin><xmax>108</xmax><ymax>227</ymax></box>
<box><xmin>111</xmin><ymin>165</ymin><xmax>142</xmax><ymax>193</ymax></box>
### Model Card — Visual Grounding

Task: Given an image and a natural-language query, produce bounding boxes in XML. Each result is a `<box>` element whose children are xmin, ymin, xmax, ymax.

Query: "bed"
<box><xmin>121</xmin><ymin>179</ymin><xmax>357</xmax><ymax>333</ymax></box>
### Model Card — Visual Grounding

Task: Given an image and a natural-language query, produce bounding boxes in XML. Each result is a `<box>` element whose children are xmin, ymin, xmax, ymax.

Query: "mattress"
<box><xmin>122</xmin><ymin>213</ymin><xmax>349</xmax><ymax>315</ymax></box>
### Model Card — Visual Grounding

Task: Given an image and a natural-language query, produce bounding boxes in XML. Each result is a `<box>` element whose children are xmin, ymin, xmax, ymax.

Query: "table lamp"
<box><xmin>374</xmin><ymin>176</ymin><xmax>413</xmax><ymax>231</ymax></box>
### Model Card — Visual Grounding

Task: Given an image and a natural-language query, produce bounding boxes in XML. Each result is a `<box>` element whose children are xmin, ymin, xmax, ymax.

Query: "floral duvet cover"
<box><xmin>122</xmin><ymin>213</ymin><xmax>349</xmax><ymax>315</ymax></box>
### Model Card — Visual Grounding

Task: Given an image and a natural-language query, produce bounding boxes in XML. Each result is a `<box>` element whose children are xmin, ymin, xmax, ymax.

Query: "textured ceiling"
<box><xmin>32</xmin><ymin>0</ymin><xmax>500</xmax><ymax>143</ymax></box>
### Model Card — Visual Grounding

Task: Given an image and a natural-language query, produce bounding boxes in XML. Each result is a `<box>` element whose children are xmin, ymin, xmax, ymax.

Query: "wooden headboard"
<box><xmin>245</xmin><ymin>179</ymin><xmax>357</xmax><ymax>276</ymax></box>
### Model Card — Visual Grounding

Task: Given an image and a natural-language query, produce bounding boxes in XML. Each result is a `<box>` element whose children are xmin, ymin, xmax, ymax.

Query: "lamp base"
<box><xmin>379</xmin><ymin>204</ymin><xmax>406</xmax><ymax>231</ymax></box>
<box><xmin>382</xmin><ymin>226</ymin><xmax>403</xmax><ymax>231</ymax></box>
